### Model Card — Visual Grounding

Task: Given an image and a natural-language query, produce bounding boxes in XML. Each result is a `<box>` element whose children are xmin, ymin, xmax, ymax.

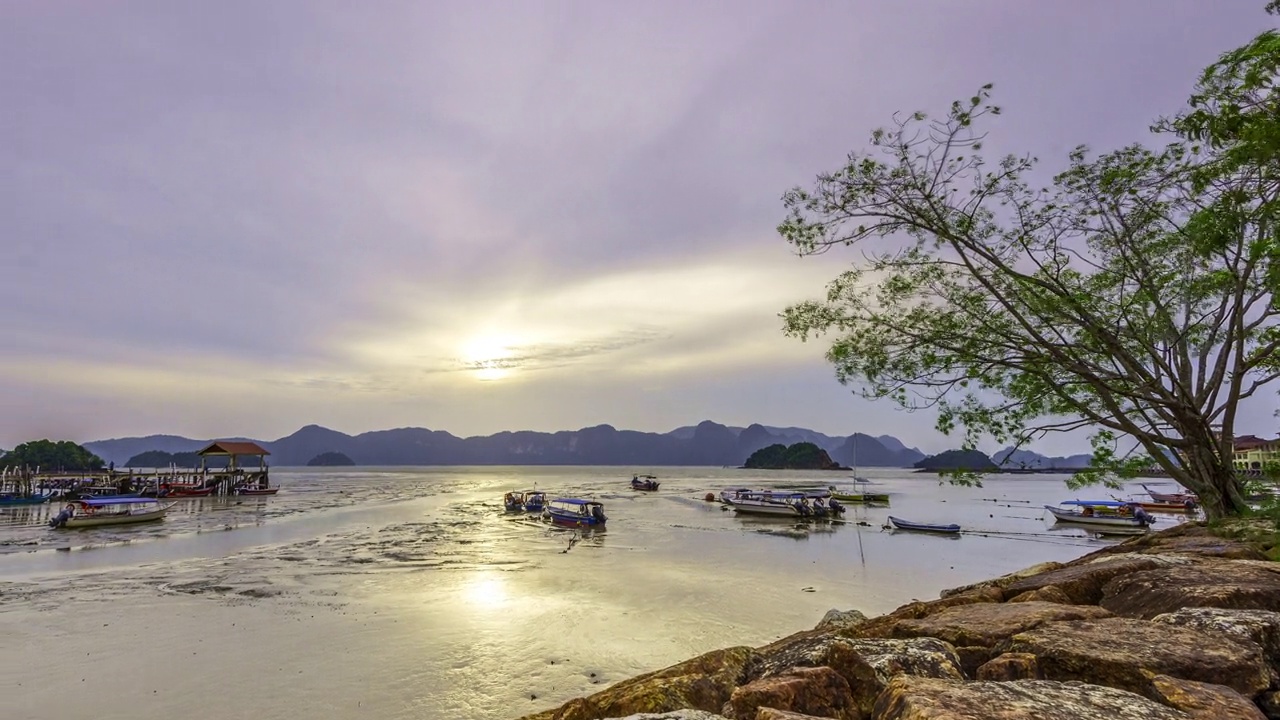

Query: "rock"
<box><xmin>1100</xmin><ymin>560</ymin><xmax>1280</xmax><ymax>619</ymax></box>
<box><xmin>940</xmin><ymin>561</ymin><xmax>1065</xmax><ymax>598</ymax></box>
<box><xmin>847</xmin><ymin>587</ymin><xmax>1004</xmax><ymax>638</ymax></box>
<box><xmin>518</xmin><ymin>647</ymin><xmax>757</xmax><ymax>720</ymax></box>
<box><xmin>722</xmin><ymin>667</ymin><xmax>857</xmax><ymax>720</ymax></box>
<box><xmin>975</xmin><ymin>653</ymin><xmax>1042</xmax><ymax>682</ymax></box>
<box><xmin>598</xmin><ymin>713</ymin><xmax>730</xmax><ymax>720</ymax></box>
<box><xmin>1147</xmin><ymin>675</ymin><xmax>1265</xmax><ymax>720</ymax></box>
<box><xmin>1002</xmin><ymin>555</ymin><xmax>1163</xmax><ymax>605</ymax></box>
<box><xmin>1004</xmin><ymin>617</ymin><xmax>1272</xmax><ymax>699</ymax></box>
<box><xmin>1151</xmin><ymin>607</ymin><xmax>1280</xmax><ymax>669</ymax></box>
<box><xmin>1007</xmin><ymin>585</ymin><xmax>1074</xmax><ymax>604</ymax></box>
<box><xmin>754</xmin><ymin>708</ymin><xmax>835</xmax><ymax>720</ymax></box>
<box><xmin>952</xmin><ymin>646</ymin><xmax>995</xmax><ymax>680</ymax></box>
<box><xmin>1074</xmin><ymin>524</ymin><xmax>1268</xmax><ymax>562</ymax></box>
<box><xmin>1259</xmin><ymin>690</ymin><xmax>1280</xmax><ymax>720</ymax></box>
<box><xmin>891</xmin><ymin>602</ymin><xmax>1112</xmax><ymax>648</ymax></box>
<box><xmin>816</xmin><ymin>609</ymin><xmax>868</xmax><ymax>631</ymax></box>
<box><xmin>745</xmin><ymin>633</ymin><xmax>963</xmax><ymax>718</ymax></box>
<box><xmin>871</xmin><ymin>676</ymin><xmax>1192</xmax><ymax>719</ymax></box>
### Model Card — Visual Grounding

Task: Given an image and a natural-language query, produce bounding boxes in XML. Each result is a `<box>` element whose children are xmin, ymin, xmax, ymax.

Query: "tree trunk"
<box><xmin>1181</xmin><ymin>444</ymin><xmax>1249</xmax><ymax>519</ymax></box>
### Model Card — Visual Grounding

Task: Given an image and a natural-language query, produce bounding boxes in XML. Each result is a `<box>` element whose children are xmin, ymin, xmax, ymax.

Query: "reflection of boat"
<box><xmin>544</xmin><ymin>498</ymin><xmax>607</xmax><ymax>527</ymax></box>
<box><xmin>888</xmin><ymin>516</ymin><xmax>961</xmax><ymax>534</ymax></box>
<box><xmin>0</xmin><ymin>491</ymin><xmax>55</xmax><ymax>506</ymax></box>
<box><xmin>1140</xmin><ymin>484</ymin><xmax>1198</xmax><ymax>505</ymax></box>
<box><xmin>630</xmin><ymin>475</ymin><xmax>660</xmax><ymax>491</ymax></box>
<box><xmin>522</xmin><ymin>491</ymin><xmax>547</xmax><ymax>512</ymax></box>
<box><xmin>1045</xmin><ymin>504</ymin><xmax>1153</xmax><ymax>528</ymax></box>
<box><xmin>49</xmin><ymin>497</ymin><xmax>172</xmax><ymax>529</ymax></box>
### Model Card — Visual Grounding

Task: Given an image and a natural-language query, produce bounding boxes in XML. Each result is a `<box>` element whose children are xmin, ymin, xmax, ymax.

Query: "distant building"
<box><xmin>1231</xmin><ymin>434</ymin><xmax>1280</xmax><ymax>472</ymax></box>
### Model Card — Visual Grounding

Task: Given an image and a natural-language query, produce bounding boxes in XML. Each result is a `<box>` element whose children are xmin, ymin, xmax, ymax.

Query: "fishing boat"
<box><xmin>48</xmin><ymin>497</ymin><xmax>172</xmax><ymax>529</ymax></box>
<box><xmin>1044</xmin><ymin>504</ymin><xmax>1154</xmax><ymax>528</ymax></box>
<box><xmin>888</xmin><ymin>516</ymin><xmax>961</xmax><ymax>534</ymax></box>
<box><xmin>830</xmin><ymin>491</ymin><xmax>890</xmax><ymax>504</ymax></box>
<box><xmin>233</xmin><ymin>487</ymin><xmax>279</xmax><ymax>496</ymax></box>
<box><xmin>727</xmin><ymin>495</ymin><xmax>803</xmax><ymax>517</ymax></box>
<box><xmin>0</xmin><ymin>491</ymin><xmax>55</xmax><ymax>506</ymax></box>
<box><xmin>503</xmin><ymin>491</ymin><xmax>526</xmax><ymax>511</ymax></box>
<box><xmin>544</xmin><ymin>498</ymin><xmax>607</xmax><ymax>527</ymax></box>
<box><xmin>522</xmin><ymin>491</ymin><xmax>547</xmax><ymax>512</ymax></box>
<box><xmin>631</xmin><ymin>474</ymin><xmax>660</xmax><ymax>491</ymax></box>
<box><xmin>1140</xmin><ymin>484</ymin><xmax>1198</xmax><ymax>505</ymax></box>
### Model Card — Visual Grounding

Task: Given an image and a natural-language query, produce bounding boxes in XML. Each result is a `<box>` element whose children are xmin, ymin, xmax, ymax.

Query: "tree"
<box><xmin>0</xmin><ymin>440</ymin><xmax>105</xmax><ymax>471</ymax></box>
<box><xmin>779</xmin><ymin>8</ymin><xmax>1280</xmax><ymax>518</ymax></box>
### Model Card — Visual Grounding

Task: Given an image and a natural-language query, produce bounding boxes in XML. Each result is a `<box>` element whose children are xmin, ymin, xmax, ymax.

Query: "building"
<box><xmin>1232</xmin><ymin>434</ymin><xmax>1280</xmax><ymax>473</ymax></box>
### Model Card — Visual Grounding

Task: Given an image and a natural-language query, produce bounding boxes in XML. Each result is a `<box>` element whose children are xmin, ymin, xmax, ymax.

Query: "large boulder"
<box><xmin>890</xmin><ymin>601</ymin><xmax>1113</xmax><ymax>648</ymax></box>
<box><xmin>847</xmin><ymin>587</ymin><xmax>1004</xmax><ymax>639</ymax></box>
<box><xmin>518</xmin><ymin>647</ymin><xmax>756</xmax><ymax>720</ymax></box>
<box><xmin>975</xmin><ymin>653</ymin><xmax>1042</xmax><ymax>682</ymax></box>
<box><xmin>871</xmin><ymin>676</ymin><xmax>1192</xmax><ymax>719</ymax></box>
<box><xmin>722</xmin><ymin>666</ymin><xmax>857</xmax><ymax>720</ymax></box>
<box><xmin>755</xmin><ymin>710</ymin><xmax>832</xmax><ymax>720</ymax></box>
<box><xmin>1259</xmin><ymin>690</ymin><xmax>1280</xmax><ymax>720</ymax></box>
<box><xmin>1002</xmin><ymin>555</ymin><xmax>1164</xmax><ymax>605</ymax></box>
<box><xmin>1003</xmin><ymin>617</ymin><xmax>1272</xmax><ymax>699</ymax></box>
<box><xmin>816</xmin><ymin>609</ymin><xmax>869</xmax><ymax>631</ymax></box>
<box><xmin>1151</xmin><ymin>607</ymin><xmax>1280</xmax><ymax>670</ymax></box>
<box><xmin>1148</xmin><ymin>675</ymin><xmax>1266</xmax><ymax>720</ymax></box>
<box><xmin>1100</xmin><ymin>560</ymin><xmax>1280</xmax><ymax>619</ymax></box>
<box><xmin>1006</xmin><ymin>585</ymin><xmax>1074</xmax><ymax>604</ymax></box>
<box><xmin>1068</xmin><ymin>522</ymin><xmax>1267</xmax><ymax>562</ymax></box>
<box><xmin>940</xmin><ymin>561</ymin><xmax>1065</xmax><ymax>598</ymax></box>
<box><xmin>745</xmin><ymin>633</ymin><xmax>963</xmax><ymax>717</ymax></box>
<box><xmin>596</xmin><ymin>714</ymin><xmax>730</xmax><ymax>720</ymax></box>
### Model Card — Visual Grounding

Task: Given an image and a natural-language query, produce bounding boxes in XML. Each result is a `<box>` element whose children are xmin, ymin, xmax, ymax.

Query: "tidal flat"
<box><xmin>0</xmin><ymin>467</ymin><xmax>1187</xmax><ymax>720</ymax></box>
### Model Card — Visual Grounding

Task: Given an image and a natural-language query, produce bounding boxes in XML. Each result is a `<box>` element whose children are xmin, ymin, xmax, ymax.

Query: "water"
<box><xmin>0</xmin><ymin>467</ymin><xmax>1191</xmax><ymax>720</ymax></box>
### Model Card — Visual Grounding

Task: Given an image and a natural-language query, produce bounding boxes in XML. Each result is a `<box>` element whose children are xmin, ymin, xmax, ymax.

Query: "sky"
<box><xmin>2</xmin><ymin>1</ymin><xmax>1277</xmax><ymax>453</ymax></box>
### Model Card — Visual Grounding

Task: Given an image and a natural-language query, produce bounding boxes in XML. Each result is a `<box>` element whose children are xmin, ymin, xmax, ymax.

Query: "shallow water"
<box><xmin>0</xmin><ymin>467</ymin><xmax>1192</xmax><ymax>720</ymax></box>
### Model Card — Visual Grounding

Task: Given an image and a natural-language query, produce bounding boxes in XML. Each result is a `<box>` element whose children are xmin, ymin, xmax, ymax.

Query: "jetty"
<box><xmin>1</xmin><ymin>440</ymin><xmax>272</xmax><ymax>499</ymax></box>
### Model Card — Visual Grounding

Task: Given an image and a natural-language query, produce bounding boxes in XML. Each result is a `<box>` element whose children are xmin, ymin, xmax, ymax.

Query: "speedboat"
<box><xmin>49</xmin><ymin>497</ymin><xmax>172</xmax><ymax>529</ymax></box>
<box><xmin>725</xmin><ymin>491</ymin><xmax>843</xmax><ymax>518</ymax></box>
<box><xmin>1045</xmin><ymin>504</ymin><xmax>1154</xmax><ymax>528</ymax></box>
<box><xmin>233</xmin><ymin>486</ymin><xmax>278</xmax><ymax>496</ymax></box>
<box><xmin>631</xmin><ymin>475</ymin><xmax>660</xmax><ymax>491</ymax></box>
<box><xmin>544</xmin><ymin>498</ymin><xmax>606</xmax><ymax>527</ymax></box>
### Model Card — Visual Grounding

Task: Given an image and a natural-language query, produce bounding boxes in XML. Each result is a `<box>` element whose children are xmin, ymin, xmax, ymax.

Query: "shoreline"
<box><xmin>517</xmin><ymin>520</ymin><xmax>1280</xmax><ymax>720</ymax></box>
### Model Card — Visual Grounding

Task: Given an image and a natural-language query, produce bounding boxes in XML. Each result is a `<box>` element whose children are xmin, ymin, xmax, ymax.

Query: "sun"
<box><xmin>461</xmin><ymin>335</ymin><xmax>516</xmax><ymax>381</ymax></box>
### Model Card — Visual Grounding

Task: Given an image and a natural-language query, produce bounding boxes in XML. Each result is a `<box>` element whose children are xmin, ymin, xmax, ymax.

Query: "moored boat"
<box><xmin>1044</xmin><ymin>504</ymin><xmax>1153</xmax><ymax>528</ymax></box>
<box><xmin>48</xmin><ymin>497</ymin><xmax>172</xmax><ymax>529</ymax></box>
<box><xmin>503</xmin><ymin>491</ymin><xmax>526</xmax><ymax>511</ymax></box>
<box><xmin>522</xmin><ymin>491</ymin><xmax>547</xmax><ymax>512</ymax></box>
<box><xmin>543</xmin><ymin>498</ymin><xmax>607</xmax><ymax>527</ymax></box>
<box><xmin>0</xmin><ymin>491</ymin><xmax>55</xmax><ymax>506</ymax></box>
<box><xmin>831</xmin><ymin>491</ymin><xmax>890</xmax><ymax>504</ymax></box>
<box><xmin>888</xmin><ymin>516</ymin><xmax>961</xmax><ymax>534</ymax></box>
<box><xmin>725</xmin><ymin>491</ymin><xmax>844</xmax><ymax>518</ymax></box>
<box><xmin>233</xmin><ymin>487</ymin><xmax>279</xmax><ymax>496</ymax></box>
<box><xmin>630</xmin><ymin>474</ymin><xmax>660</xmax><ymax>491</ymax></box>
<box><xmin>1139</xmin><ymin>484</ymin><xmax>1198</xmax><ymax>505</ymax></box>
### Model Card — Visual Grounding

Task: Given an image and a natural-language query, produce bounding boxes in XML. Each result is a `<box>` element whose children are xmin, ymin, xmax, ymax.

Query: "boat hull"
<box><xmin>832</xmin><ymin>492</ymin><xmax>890</xmax><ymax>503</ymax></box>
<box><xmin>545</xmin><ymin>511</ymin><xmax>605</xmax><ymax>527</ymax></box>
<box><xmin>1044</xmin><ymin>505</ymin><xmax>1151</xmax><ymax>527</ymax></box>
<box><xmin>888</xmin><ymin>516</ymin><xmax>961</xmax><ymax>534</ymax></box>
<box><xmin>0</xmin><ymin>494</ymin><xmax>53</xmax><ymax>506</ymax></box>
<box><xmin>233</xmin><ymin>488</ymin><xmax>278</xmax><ymax>496</ymax></box>
<box><xmin>60</xmin><ymin>508</ymin><xmax>168</xmax><ymax>528</ymax></box>
<box><xmin>729</xmin><ymin>499</ymin><xmax>801</xmax><ymax>517</ymax></box>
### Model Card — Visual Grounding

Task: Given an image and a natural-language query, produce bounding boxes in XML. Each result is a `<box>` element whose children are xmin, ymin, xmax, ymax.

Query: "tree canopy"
<box><xmin>743</xmin><ymin>442</ymin><xmax>846</xmax><ymax>470</ymax></box>
<box><xmin>1</xmin><ymin>440</ymin><xmax>105</xmax><ymax>471</ymax></box>
<box><xmin>780</xmin><ymin>6</ymin><xmax>1280</xmax><ymax>518</ymax></box>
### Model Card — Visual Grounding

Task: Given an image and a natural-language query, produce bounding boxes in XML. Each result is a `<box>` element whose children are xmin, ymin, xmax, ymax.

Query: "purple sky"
<box><xmin>2</xmin><ymin>2</ymin><xmax>1276</xmax><ymax>452</ymax></box>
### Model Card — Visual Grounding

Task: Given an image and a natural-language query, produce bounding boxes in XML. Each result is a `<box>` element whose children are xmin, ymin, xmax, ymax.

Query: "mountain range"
<box><xmin>80</xmin><ymin>422</ymin><xmax>1091</xmax><ymax>470</ymax></box>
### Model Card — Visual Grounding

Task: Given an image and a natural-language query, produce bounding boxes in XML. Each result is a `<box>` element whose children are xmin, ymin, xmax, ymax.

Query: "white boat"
<box><xmin>49</xmin><ymin>497</ymin><xmax>172</xmax><ymax>529</ymax></box>
<box><xmin>1043</xmin><ymin>504</ymin><xmax>1152</xmax><ymax>528</ymax></box>
<box><xmin>728</xmin><ymin>496</ymin><xmax>802</xmax><ymax>517</ymax></box>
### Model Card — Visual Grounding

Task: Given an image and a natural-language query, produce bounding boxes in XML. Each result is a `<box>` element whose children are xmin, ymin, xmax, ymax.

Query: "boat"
<box><xmin>544</xmin><ymin>498</ymin><xmax>607</xmax><ymax>527</ymax></box>
<box><xmin>522</xmin><ymin>491</ymin><xmax>547</xmax><ymax>512</ymax></box>
<box><xmin>0</xmin><ymin>491</ymin><xmax>55</xmax><ymax>506</ymax></box>
<box><xmin>887</xmin><ymin>516</ymin><xmax>961</xmax><ymax>534</ymax></box>
<box><xmin>831</xmin><ymin>491</ymin><xmax>890</xmax><ymax>504</ymax></box>
<box><xmin>1140</xmin><ymin>484</ymin><xmax>1198</xmax><ymax>505</ymax></box>
<box><xmin>48</xmin><ymin>497</ymin><xmax>172</xmax><ymax>529</ymax></box>
<box><xmin>157</xmin><ymin>483</ymin><xmax>218</xmax><ymax>498</ymax></box>
<box><xmin>1044</xmin><ymin>504</ymin><xmax>1154</xmax><ymax>528</ymax></box>
<box><xmin>233</xmin><ymin>487</ymin><xmax>279</xmax><ymax>496</ymax></box>
<box><xmin>503</xmin><ymin>491</ymin><xmax>526</xmax><ymax>511</ymax></box>
<box><xmin>727</xmin><ymin>495</ymin><xmax>802</xmax><ymax>517</ymax></box>
<box><xmin>725</xmin><ymin>491</ymin><xmax>843</xmax><ymax>518</ymax></box>
<box><xmin>631</xmin><ymin>474</ymin><xmax>660</xmax><ymax>491</ymax></box>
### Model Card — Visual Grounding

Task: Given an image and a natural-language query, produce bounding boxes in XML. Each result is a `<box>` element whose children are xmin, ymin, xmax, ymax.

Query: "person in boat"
<box><xmin>591</xmin><ymin>505</ymin><xmax>605</xmax><ymax>522</ymax></box>
<box><xmin>1081</xmin><ymin>506</ymin><xmax>1095</xmax><ymax>517</ymax></box>
<box><xmin>1132</xmin><ymin>505</ymin><xmax>1153</xmax><ymax>525</ymax></box>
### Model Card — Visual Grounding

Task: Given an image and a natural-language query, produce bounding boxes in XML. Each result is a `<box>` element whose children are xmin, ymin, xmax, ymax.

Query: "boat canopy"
<box><xmin>551</xmin><ymin>498</ymin><xmax>599</xmax><ymax>506</ymax></box>
<box><xmin>81</xmin><ymin>497</ymin><xmax>159</xmax><ymax>506</ymax></box>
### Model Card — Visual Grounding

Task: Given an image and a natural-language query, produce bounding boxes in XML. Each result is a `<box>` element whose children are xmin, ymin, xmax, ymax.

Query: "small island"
<box><xmin>306</xmin><ymin>451</ymin><xmax>355</xmax><ymax>467</ymax></box>
<box><xmin>742</xmin><ymin>442</ymin><xmax>850</xmax><ymax>470</ymax></box>
<box><xmin>913</xmin><ymin>448</ymin><xmax>997</xmax><ymax>472</ymax></box>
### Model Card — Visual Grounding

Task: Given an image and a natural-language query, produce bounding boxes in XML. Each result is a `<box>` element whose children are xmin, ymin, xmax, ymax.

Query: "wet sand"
<box><xmin>0</xmin><ymin>468</ymin><xmax>1190</xmax><ymax>719</ymax></box>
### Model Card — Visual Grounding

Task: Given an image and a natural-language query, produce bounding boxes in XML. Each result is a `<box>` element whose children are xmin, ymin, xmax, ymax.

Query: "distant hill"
<box><xmin>992</xmin><ymin>447</ymin><xmax>1093</xmax><ymax>469</ymax></box>
<box><xmin>914</xmin><ymin>449</ymin><xmax>998</xmax><ymax>471</ymax></box>
<box><xmin>84</xmin><ymin>422</ymin><xmax>951</xmax><ymax>468</ymax></box>
<box><xmin>307</xmin><ymin>451</ymin><xmax>355</xmax><ymax>467</ymax></box>
<box><xmin>742</xmin><ymin>443</ymin><xmax>848</xmax><ymax>470</ymax></box>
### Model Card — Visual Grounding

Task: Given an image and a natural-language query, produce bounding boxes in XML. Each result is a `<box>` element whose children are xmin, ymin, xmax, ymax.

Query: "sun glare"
<box><xmin>463</xmin><ymin>574</ymin><xmax>509</xmax><ymax>607</ymax></box>
<box><xmin>462</xmin><ymin>335</ymin><xmax>515</xmax><ymax>381</ymax></box>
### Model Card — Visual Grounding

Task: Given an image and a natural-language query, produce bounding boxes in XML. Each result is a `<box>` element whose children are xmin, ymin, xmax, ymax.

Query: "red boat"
<box><xmin>233</xmin><ymin>487</ymin><xmax>279</xmax><ymax>496</ymax></box>
<box><xmin>160</xmin><ymin>485</ymin><xmax>218</xmax><ymax>497</ymax></box>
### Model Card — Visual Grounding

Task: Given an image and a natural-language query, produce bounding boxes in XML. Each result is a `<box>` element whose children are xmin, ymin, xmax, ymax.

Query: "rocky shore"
<box><xmin>516</xmin><ymin>521</ymin><xmax>1280</xmax><ymax>720</ymax></box>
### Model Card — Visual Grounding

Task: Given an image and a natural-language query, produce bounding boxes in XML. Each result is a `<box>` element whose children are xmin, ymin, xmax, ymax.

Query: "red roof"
<box><xmin>1233</xmin><ymin>435</ymin><xmax>1277</xmax><ymax>451</ymax></box>
<box><xmin>197</xmin><ymin>441</ymin><xmax>271</xmax><ymax>456</ymax></box>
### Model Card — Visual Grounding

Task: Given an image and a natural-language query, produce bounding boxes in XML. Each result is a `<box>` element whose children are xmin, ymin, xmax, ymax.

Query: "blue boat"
<box><xmin>523</xmin><ymin>491</ymin><xmax>547</xmax><ymax>512</ymax></box>
<box><xmin>543</xmin><ymin>498</ymin><xmax>606</xmax><ymax>527</ymax></box>
<box><xmin>0</xmin><ymin>491</ymin><xmax>55</xmax><ymax>506</ymax></box>
<box><xmin>631</xmin><ymin>475</ymin><xmax>660</xmax><ymax>491</ymax></box>
<box><xmin>888</xmin><ymin>516</ymin><xmax>961</xmax><ymax>534</ymax></box>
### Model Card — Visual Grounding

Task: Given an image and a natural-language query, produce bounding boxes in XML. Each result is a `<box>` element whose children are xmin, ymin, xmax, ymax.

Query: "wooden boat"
<box><xmin>522</xmin><ymin>491</ymin><xmax>547</xmax><ymax>512</ymax></box>
<box><xmin>159</xmin><ymin>484</ymin><xmax>217</xmax><ymax>497</ymax></box>
<box><xmin>233</xmin><ymin>487</ymin><xmax>278</xmax><ymax>496</ymax></box>
<box><xmin>544</xmin><ymin>498</ymin><xmax>607</xmax><ymax>527</ymax></box>
<box><xmin>503</xmin><ymin>491</ymin><xmax>526</xmax><ymax>511</ymax></box>
<box><xmin>888</xmin><ymin>516</ymin><xmax>961</xmax><ymax>534</ymax></box>
<box><xmin>831</xmin><ymin>491</ymin><xmax>890</xmax><ymax>504</ymax></box>
<box><xmin>631</xmin><ymin>474</ymin><xmax>660</xmax><ymax>491</ymax></box>
<box><xmin>0</xmin><ymin>491</ymin><xmax>55</xmax><ymax>506</ymax></box>
<box><xmin>49</xmin><ymin>497</ymin><xmax>172</xmax><ymax>529</ymax></box>
<box><xmin>1140</xmin><ymin>484</ymin><xmax>1198</xmax><ymax>505</ymax></box>
<box><xmin>1044</xmin><ymin>504</ymin><xmax>1153</xmax><ymax>528</ymax></box>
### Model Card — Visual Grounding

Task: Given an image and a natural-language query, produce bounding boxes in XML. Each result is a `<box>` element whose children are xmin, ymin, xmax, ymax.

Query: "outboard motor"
<box><xmin>829</xmin><ymin>499</ymin><xmax>845</xmax><ymax>515</ymax></box>
<box><xmin>591</xmin><ymin>505</ymin><xmax>606</xmax><ymax>522</ymax></box>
